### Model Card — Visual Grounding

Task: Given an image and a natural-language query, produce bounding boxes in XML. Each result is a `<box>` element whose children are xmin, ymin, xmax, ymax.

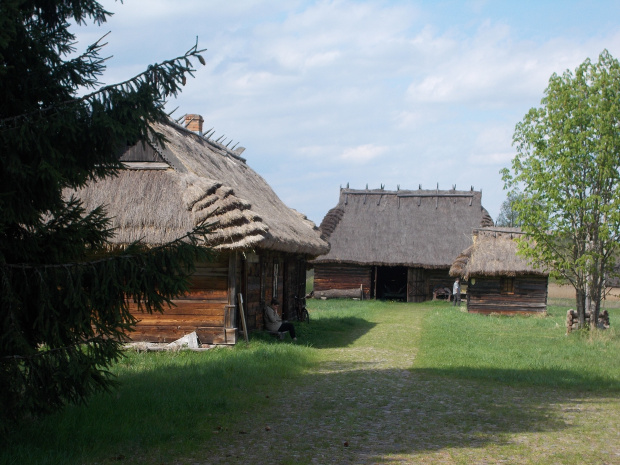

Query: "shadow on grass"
<box><xmin>182</xmin><ymin>366</ymin><xmax>614</xmax><ymax>464</ymax></box>
<box><xmin>272</xmin><ymin>367</ymin><xmax>570</xmax><ymax>452</ymax></box>
<box><xmin>0</xmin><ymin>344</ymin><xmax>312</xmax><ymax>465</ymax></box>
<box><xmin>3</xmin><ymin>352</ymin><xmax>616</xmax><ymax>465</ymax></box>
<box><xmin>412</xmin><ymin>366</ymin><xmax>620</xmax><ymax>392</ymax></box>
<box><xmin>251</xmin><ymin>316</ymin><xmax>377</xmax><ymax>349</ymax></box>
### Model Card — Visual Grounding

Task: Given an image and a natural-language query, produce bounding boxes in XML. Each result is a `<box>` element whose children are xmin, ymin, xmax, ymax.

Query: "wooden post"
<box><xmin>228</xmin><ymin>253</ymin><xmax>237</xmax><ymax>328</ymax></box>
<box><xmin>374</xmin><ymin>266</ymin><xmax>378</xmax><ymax>300</ymax></box>
<box><xmin>238</xmin><ymin>293</ymin><xmax>249</xmax><ymax>343</ymax></box>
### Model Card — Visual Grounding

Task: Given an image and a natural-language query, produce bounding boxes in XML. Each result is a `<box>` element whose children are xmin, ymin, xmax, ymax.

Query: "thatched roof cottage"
<box><xmin>450</xmin><ymin>227</ymin><xmax>548</xmax><ymax>314</ymax></box>
<box><xmin>312</xmin><ymin>186</ymin><xmax>494</xmax><ymax>301</ymax></box>
<box><xmin>73</xmin><ymin>115</ymin><xmax>329</xmax><ymax>344</ymax></box>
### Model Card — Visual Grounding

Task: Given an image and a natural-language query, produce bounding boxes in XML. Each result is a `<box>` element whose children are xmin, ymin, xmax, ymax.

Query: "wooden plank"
<box><xmin>129</xmin><ymin>301</ymin><xmax>227</xmax><ymax>315</ymax></box>
<box><xmin>129</xmin><ymin>325</ymin><xmax>212</xmax><ymax>343</ymax></box>
<box><xmin>195</xmin><ymin>327</ymin><xmax>237</xmax><ymax>345</ymax></box>
<box><xmin>136</xmin><ymin>315</ymin><xmax>225</xmax><ymax>325</ymax></box>
<box><xmin>189</xmin><ymin>276</ymin><xmax>228</xmax><ymax>290</ymax></box>
<box><xmin>238</xmin><ymin>293</ymin><xmax>249</xmax><ymax>342</ymax></box>
<box><xmin>169</xmin><ymin>300</ymin><xmax>228</xmax><ymax>310</ymax></box>
<box><xmin>181</xmin><ymin>289</ymin><xmax>228</xmax><ymax>300</ymax></box>
<box><xmin>130</xmin><ymin>326</ymin><xmax>236</xmax><ymax>345</ymax></box>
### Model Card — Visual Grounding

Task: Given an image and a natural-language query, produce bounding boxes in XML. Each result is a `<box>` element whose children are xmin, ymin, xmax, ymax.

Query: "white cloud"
<box><xmin>71</xmin><ymin>0</ymin><xmax>620</xmax><ymax>225</ymax></box>
<box><xmin>340</xmin><ymin>144</ymin><xmax>388</xmax><ymax>163</ymax></box>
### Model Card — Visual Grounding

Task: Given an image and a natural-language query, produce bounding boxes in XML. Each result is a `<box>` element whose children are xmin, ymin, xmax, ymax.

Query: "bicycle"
<box><xmin>294</xmin><ymin>295</ymin><xmax>310</xmax><ymax>323</ymax></box>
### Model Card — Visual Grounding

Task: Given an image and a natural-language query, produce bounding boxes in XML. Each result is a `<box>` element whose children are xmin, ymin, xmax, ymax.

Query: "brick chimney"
<box><xmin>184</xmin><ymin>114</ymin><xmax>204</xmax><ymax>133</ymax></box>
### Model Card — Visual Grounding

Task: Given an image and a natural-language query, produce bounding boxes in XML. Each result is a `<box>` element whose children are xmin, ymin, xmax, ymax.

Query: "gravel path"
<box><xmin>186</xmin><ymin>314</ymin><xmax>620</xmax><ymax>465</ymax></box>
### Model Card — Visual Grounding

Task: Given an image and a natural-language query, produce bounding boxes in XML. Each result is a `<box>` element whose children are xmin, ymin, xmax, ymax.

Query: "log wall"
<box><xmin>130</xmin><ymin>254</ymin><xmax>236</xmax><ymax>344</ymax></box>
<box><xmin>314</xmin><ymin>264</ymin><xmax>455</xmax><ymax>302</ymax></box>
<box><xmin>466</xmin><ymin>275</ymin><xmax>548</xmax><ymax>314</ymax></box>
<box><xmin>130</xmin><ymin>251</ymin><xmax>310</xmax><ymax>345</ymax></box>
<box><xmin>313</xmin><ymin>263</ymin><xmax>372</xmax><ymax>299</ymax></box>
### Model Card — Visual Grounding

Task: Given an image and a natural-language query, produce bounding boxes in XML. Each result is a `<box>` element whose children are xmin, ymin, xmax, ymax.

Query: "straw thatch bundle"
<box><xmin>314</xmin><ymin>187</ymin><xmax>494</xmax><ymax>268</ymax></box>
<box><xmin>449</xmin><ymin>227</ymin><xmax>547</xmax><ymax>280</ymax></box>
<box><xmin>71</xmin><ymin>120</ymin><xmax>329</xmax><ymax>255</ymax></box>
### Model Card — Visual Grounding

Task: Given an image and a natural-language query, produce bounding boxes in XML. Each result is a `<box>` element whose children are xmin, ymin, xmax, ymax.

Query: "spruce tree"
<box><xmin>0</xmin><ymin>0</ymin><xmax>209</xmax><ymax>428</ymax></box>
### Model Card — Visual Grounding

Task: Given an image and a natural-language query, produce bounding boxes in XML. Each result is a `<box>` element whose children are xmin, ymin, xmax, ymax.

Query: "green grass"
<box><xmin>415</xmin><ymin>303</ymin><xmax>620</xmax><ymax>391</ymax></box>
<box><xmin>1</xmin><ymin>299</ymin><xmax>619</xmax><ymax>464</ymax></box>
<box><xmin>1</xmin><ymin>342</ymin><xmax>314</xmax><ymax>465</ymax></box>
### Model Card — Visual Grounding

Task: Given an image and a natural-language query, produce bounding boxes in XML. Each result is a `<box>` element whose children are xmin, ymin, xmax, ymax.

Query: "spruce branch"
<box><xmin>0</xmin><ymin>43</ymin><xmax>207</xmax><ymax>131</ymax></box>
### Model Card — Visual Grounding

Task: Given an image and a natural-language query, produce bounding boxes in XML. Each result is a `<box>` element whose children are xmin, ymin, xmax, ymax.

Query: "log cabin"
<box><xmin>449</xmin><ymin>227</ymin><xmax>548</xmax><ymax>314</ymax></box>
<box><xmin>72</xmin><ymin>115</ymin><xmax>329</xmax><ymax>344</ymax></box>
<box><xmin>312</xmin><ymin>186</ymin><xmax>494</xmax><ymax>302</ymax></box>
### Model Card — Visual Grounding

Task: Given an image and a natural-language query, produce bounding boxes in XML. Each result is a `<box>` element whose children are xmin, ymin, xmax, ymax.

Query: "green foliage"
<box><xmin>495</xmin><ymin>191</ymin><xmax>524</xmax><ymax>227</ymax></box>
<box><xmin>502</xmin><ymin>49</ymin><xmax>620</xmax><ymax>327</ymax></box>
<box><xmin>0</xmin><ymin>0</ymin><xmax>208</xmax><ymax>430</ymax></box>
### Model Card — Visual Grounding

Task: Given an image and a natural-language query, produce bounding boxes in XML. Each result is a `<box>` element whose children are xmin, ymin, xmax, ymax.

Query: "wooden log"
<box><xmin>314</xmin><ymin>288</ymin><xmax>363</xmax><ymax>299</ymax></box>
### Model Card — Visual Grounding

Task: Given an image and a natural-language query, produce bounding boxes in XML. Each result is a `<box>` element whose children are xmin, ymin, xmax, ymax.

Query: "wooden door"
<box><xmin>407</xmin><ymin>268</ymin><xmax>425</xmax><ymax>302</ymax></box>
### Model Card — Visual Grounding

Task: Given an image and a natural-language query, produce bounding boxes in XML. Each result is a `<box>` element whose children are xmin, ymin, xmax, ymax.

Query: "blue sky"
<box><xmin>75</xmin><ymin>0</ymin><xmax>620</xmax><ymax>225</ymax></box>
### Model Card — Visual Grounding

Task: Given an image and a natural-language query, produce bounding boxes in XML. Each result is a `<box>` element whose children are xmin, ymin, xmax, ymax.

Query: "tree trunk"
<box><xmin>590</xmin><ymin>273</ymin><xmax>604</xmax><ymax>331</ymax></box>
<box><xmin>576</xmin><ymin>289</ymin><xmax>587</xmax><ymax>329</ymax></box>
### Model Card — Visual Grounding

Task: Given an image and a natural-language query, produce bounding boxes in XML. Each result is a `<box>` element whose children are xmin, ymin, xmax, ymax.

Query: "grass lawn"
<box><xmin>1</xmin><ymin>299</ymin><xmax>619</xmax><ymax>464</ymax></box>
<box><xmin>415</xmin><ymin>300</ymin><xmax>620</xmax><ymax>391</ymax></box>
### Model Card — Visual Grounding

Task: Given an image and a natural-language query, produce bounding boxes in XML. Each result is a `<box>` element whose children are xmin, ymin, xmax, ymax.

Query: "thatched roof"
<box><xmin>449</xmin><ymin>227</ymin><xmax>548</xmax><ymax>279</ymax></box>
<box><xmin>71</xmin><ymin>120</ymin><xmax>329</xmax><ymax>256</ymax></box>
<box><xmin>313</xmin><ymin>187</ymin><xmax>494</xmax><ymax>268</ymax></box>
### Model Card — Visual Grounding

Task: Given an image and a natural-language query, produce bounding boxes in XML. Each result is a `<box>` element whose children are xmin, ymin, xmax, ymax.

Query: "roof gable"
<box><xmin>72</xmin><ymin>119</ymin><xmax>328</xmax><ymax>256</ymax></box>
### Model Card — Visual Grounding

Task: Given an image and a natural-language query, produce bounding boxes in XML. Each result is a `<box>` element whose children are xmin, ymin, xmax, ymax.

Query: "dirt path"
<box><xmin>188</xmin><ymin>310</ymin><xmax>619</xmax><ymax>465</ymax></box>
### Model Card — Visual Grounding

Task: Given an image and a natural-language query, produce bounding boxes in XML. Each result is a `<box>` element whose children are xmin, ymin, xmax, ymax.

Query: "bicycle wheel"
<box><xmin>301</xmin><ymin>308</ymin><xmax>310</xmax><ymax>324</ymax></box>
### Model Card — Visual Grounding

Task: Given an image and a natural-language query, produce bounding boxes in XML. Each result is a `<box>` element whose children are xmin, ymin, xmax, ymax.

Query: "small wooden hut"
<box><xmin>73</xmin><ymin>115</ymin><xmax>329</xmax><ymax>344</ymax></box>
<box><xmin>449</xmin><ymin>227</ymin><xmax>548</xmax><ymax>314</ymax></box>
<box><xmin>312</xmin><ymin>186</ymin><xmax>494</xmax><ymax>301</ymax></box>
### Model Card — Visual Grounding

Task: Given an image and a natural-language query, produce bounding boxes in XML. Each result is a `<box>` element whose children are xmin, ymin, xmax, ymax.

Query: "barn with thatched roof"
<box><xmin>312</xmin><ymin>186</ymin><xmax>494</xmax><ymax>302</ymax></box>
<box><xmin>72</xmin><ymin>115</ymin><xmax>329</xmax><ymax>344</ymax></box>
<box><xmin>449</xmin><ymin>227</ymin><xmax>548</xmax><ymax>314</ymax></box>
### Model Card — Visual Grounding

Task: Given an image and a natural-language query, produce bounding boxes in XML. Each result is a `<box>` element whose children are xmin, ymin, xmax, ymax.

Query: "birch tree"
<box><xmin>502</xmin><ymin>50</ymin><xmax>620</xmax><ymax>329</ymax></box>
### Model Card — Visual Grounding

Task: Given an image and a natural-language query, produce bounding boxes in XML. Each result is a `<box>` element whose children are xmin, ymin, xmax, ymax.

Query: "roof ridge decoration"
<box><xmin>341</xmin><ymin>185</ymin><xmax>481</xmax><ymax>209</ymax></box>
<box><xmin>171</xmin><ymin>115</ymin><xmax>247</xmax><ymax>163</ymax></box>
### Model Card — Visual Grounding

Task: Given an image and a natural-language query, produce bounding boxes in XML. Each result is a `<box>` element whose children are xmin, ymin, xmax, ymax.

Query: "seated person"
<box><xmin>264</xmin><ymin>298</ymin><xmax>297</xmax><ymax>341</ymax></box>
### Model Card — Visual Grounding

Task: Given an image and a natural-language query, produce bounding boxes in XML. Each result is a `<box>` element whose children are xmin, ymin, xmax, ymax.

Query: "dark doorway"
<box><xmin>376</xmin><ymin>266</ymin><xmax>408</xmax><ymax>301</ymax></box>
